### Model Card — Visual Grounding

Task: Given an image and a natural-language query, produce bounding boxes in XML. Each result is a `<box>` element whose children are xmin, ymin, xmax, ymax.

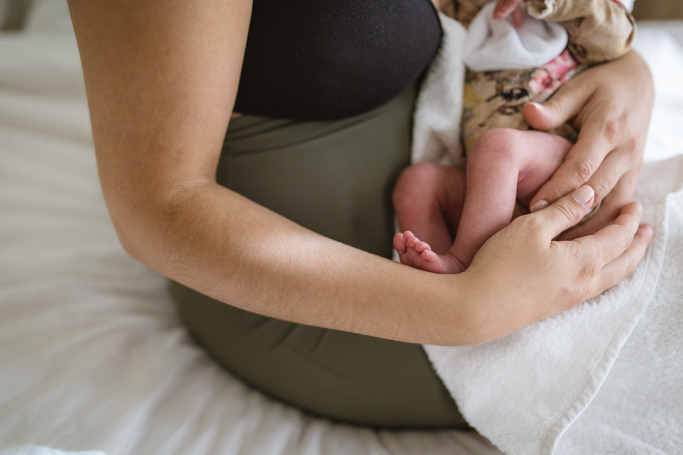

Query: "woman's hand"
<box><xmin>523</xmin><ymin>51</ymin><xmax>654</xmax><ymax>240</ymax></box>
<box><xmin>461</xmin><ymin>184</ymin><xmax>653</xmax><ymax>344</ymax></box>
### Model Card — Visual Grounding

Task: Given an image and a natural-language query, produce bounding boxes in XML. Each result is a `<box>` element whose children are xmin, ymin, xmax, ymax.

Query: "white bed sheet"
<box><xmin>0</xmin><ymin>2</ymin><xmax>681</xmax><ymax>454</ymax></box>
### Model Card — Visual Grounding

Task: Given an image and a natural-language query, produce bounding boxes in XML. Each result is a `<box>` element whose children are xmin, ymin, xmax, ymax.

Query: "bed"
<box><xmin>1</xmin><ymin>1</ymin><xmax>682</xmax><ymax>454</ymax></box>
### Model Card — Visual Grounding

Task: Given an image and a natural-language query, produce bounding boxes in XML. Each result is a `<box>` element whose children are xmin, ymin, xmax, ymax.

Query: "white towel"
<box><xmin>415</xmin><ymin>14</ymin><xmax>683</xmax><ymax>455</ymax></box>
<box><xmin>463</xmin><ymin>1</ymin><xmax>568</xmax><ymax>72</ymax></box>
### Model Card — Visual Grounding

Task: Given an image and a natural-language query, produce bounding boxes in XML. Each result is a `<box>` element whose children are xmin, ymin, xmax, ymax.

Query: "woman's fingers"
<box><xmin>466</xmin><ymin>184</ymin><xmax>650</xmax><ymax>340</ymax></box>
<box><xmin>525</xmin><ymin>52</ymin><xmax>652</xmax><ymax>218</ymax></box>
<box><xmin>529</xmin><ymin>185</ymin><xmax>595</xmax><ymax>240</ymax></box>
<box><xmin>590</xmin><ymin>223</ymin><xmax>653</xmax><ymax>299</ymax></box>
<box><xmin>529</xmin><ymin>120</ymin><xmax>612</xmax><ymax>211</ymax></box>
<box><xmin>522</xmin><ymin>81</ymin><xmax>591</xmax><ymax>132</ymax></box>
<box><xmin>583</xmin><ymin>151</ymin><xmax>637</xmax><ymax>211</ymax></box>
<box><xmin>558</xmin><ymin>168</ymin><xmax>639</xmax><ymax>240</ymax></box>
<box><xmin>575</xmin><ymin>201</ymin><xmax>642</xmax><ymax>265</ymax></box>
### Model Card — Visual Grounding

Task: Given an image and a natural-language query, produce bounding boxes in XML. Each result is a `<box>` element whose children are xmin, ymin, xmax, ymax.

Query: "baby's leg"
<box><xmin>392</xmin><ymin>163</ymin><xmax>466</xmax><ymax>266</ymax></box>
<box><xmin>450</xmin><ymin>128</ymin><xmax>572</xmax><ymax>268</ymax></box>
<box><xmin>393</xmin><ymin>129</ymin><xmax>572</xmax><ymax>274</ymax></box>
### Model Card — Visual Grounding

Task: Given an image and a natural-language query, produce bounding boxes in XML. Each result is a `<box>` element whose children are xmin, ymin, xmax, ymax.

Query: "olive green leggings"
<box><xmin>170</xmin><ymin>84</ymin><xmax>468</xmax><ymax>429</ymax></box>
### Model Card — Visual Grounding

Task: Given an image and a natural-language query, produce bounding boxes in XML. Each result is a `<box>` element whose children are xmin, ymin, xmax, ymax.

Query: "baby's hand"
<box><xmin>493</xmin><ymin>0</ymin><xmax>526</xmax><ymax>28</ymax></box>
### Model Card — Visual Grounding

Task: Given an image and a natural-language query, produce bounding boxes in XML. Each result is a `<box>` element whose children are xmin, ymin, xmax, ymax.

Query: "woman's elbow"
<box><xmin>102</xmin><ymin>186</ymin><xmax>177</xmax><ymax>266</ymax></box>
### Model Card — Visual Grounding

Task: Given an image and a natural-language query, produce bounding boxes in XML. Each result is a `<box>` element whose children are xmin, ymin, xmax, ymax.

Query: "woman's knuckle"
<box><xmin>574</xmin><ymin>156</ymin><xmax>596</xmax><ymax>183</ymax></box>
<box><xmin>592</xmin><ymin>181</ymin><xmax>610</xmax><ymax>202</ymax></box>
<box><xmin>553</xmin><ymin>203</ymin><xmax>577</xmax><ymax>225</ymax></box>
<box><xmin>572</xmin><ymin>247</ymin><xmax>583</xmax><ymax>261</ymax></box>
<box><xmin>568</xmin><ymin>282</ymin><xmax>593</xmax><ymax>308</ymax></box>
<box><xmin>627</xmin><ymin>261</ymin><xmax>638</xmax><ymax>277</ymax></box>
<box><xmin>579</xmin><ymin>253</ymin><xmax>602</xmax><ymax>280</ymax></box>
<box><xmin>579</xmin><ymin>285</ymin><xmax>594</xmax><ymax>304</ymax></box>
<box><xmin>548</xmin><ymin>184</ymin><xmax>566</xmax><ymax>202</ymax></box>
<box><xmin>603</xmin><ymin>118</ymin><xmax>622</xmax><ymax>147</ymax></box>
<box><xmin>623</xmin><ymin>137</ymin><xmax>638</xmax><ymax>155</ymax></box>
<box><xmin>519</xmin><ymin>214</ymin><xmax>543</xmax><ymax>234</ymax></box>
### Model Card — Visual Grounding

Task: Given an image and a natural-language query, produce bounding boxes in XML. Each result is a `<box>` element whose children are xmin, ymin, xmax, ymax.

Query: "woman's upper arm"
<box><xmin>67</xmin><ymin>0</ymin><xmax>252</xmax><ymax>226</ymax></box>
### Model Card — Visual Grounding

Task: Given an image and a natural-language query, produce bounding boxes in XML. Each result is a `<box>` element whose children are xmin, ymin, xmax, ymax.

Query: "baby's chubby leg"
<box><xmin>392</xmin><ymin>163</ymin><xmax>467</xmax><ymax>268</ymax></box>
<box><xmin>392</xmin><ymin>129</ymin><xmax>572</xmax><ymax>274</ymax></box>
<box><xmin>450</xmin><ymin>128</ymin><xmax>573</xmax><ymax>269</ymax></box>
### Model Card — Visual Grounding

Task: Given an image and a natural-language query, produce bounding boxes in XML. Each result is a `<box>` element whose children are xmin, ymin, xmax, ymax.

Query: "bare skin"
<box><xmin>394</xmin><ymin>129</ymin><xmax>572</xmax><ymax>274</ymax></box>
<box><xmin>66</xmin><ymin>0</ymin><xmax>653</xmax><ymax>347</ymax></box>
<box><xmin>494</xmin><ymin>0</ymin><xmax>527</xmax><ymax>27</ymax></box>
<box><xmin>524</xmin><ymin>52</ymin><xmax>654</xmax><ymax>240</ymax></box>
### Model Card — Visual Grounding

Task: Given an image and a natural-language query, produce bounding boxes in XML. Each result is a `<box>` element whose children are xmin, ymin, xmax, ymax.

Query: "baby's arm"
<box><xmin>526</xmin><ymin>0</ymin><xmax>635</xmax><ymax>64</ymax></box>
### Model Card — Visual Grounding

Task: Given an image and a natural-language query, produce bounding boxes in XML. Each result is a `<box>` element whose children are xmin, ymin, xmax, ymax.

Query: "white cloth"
<box><xmin>414</xmin><ymin>13</ymin><xmax>683</xmax><ymax>455</ymax></box>
<box><xmin>463</xmin><ymin>1</ymin><xmax>568</xmax><ymax>71</ymax></box>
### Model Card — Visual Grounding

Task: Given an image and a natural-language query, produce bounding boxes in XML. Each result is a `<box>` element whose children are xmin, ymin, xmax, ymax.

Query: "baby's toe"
<box><xmin>421</xmin><ymin>249</ymin><xmax>439</xmax><ymax>263</ymax></box>
<box><xmin>414</xmin><ymin>241</ymin><xmax>431</xmax><ymax>253</ymax></box>
<box><xmin>393</xmin><ymin>233</ymin><xmax>407</xmax><ymax>254</ymax></box>
<box><xmin>403</xmin><ymin>231</ymin><xmax>418</xmax><ymax>247</ymax></box>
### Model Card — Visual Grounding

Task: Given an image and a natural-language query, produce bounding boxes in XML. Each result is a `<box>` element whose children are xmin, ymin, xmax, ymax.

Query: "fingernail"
<box><xmin>529</xmin><ymin>102</ymin><xmax>544</xmax><ymax>111</ymax></box>
<box><xmin>530</xmin><ymin>200</ymin><xmax>548</xmax><ymax>212</ymax></box>
<box><xmin>572</xmin><ymin>185</ymin><xmax>594</xmax><ymax>205</ymax></box>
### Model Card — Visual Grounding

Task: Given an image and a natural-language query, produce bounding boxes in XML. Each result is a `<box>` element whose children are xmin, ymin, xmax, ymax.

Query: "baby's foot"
<box><xmin>393</xmin><ymin>231</ymin><xmax>467</xmax><ymax>274</ymax></box>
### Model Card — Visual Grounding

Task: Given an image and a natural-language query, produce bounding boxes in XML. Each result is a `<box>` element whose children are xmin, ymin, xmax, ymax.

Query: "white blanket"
<box><xmin>415</xmin><ymin>14</ymin><xmax>683</xmax><ymax>455</ymax></box>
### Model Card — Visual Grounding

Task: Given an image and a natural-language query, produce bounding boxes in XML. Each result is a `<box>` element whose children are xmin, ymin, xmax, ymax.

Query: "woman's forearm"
<box><xmin>115</xmin><ymin>181</ymin><xmax>474</xmax><ymax>346</ymax></box>
<box><xmin>114</xmin><ymin>177</ymin><xmax>651</xmax><ymax>348</ymax></box>
<box><xmin>67</xmin><ymin>0</ymin><xmax>476</xmax><ymax>347</ymax></box>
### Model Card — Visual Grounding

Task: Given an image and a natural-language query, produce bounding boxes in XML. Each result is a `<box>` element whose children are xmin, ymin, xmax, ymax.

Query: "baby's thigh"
<box><xmin>509</xmin><ymin>129</ymin><xmax>573</xmax><ymax>200</ymax></box>
<box><xmin>469</xmin><ymin>128</ymin><xmax>572</xmax><ymax>200</ymax></box>
<box><xmin>393</xmin><ymin>162</ymin><xmax>466</xmax><ymax>211</ymax></box>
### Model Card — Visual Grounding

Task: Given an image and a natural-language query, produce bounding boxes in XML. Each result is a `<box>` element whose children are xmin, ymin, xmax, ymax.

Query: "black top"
<box><xmin>233</xmin><ymin>0</ymin><xmax>443</xmax><ymax>120</ymax></box>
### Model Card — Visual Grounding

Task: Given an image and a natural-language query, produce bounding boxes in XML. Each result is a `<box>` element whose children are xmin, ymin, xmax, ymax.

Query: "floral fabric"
<box><xmin>455</xmin><ymin>0</ymin><xmax>634</xmax><ymax>154</ymax></box>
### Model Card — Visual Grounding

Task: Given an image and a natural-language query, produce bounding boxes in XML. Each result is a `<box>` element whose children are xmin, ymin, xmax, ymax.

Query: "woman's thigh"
<box><xmin>170</xmin><ymin>83</ymin><xmax>467</xmax><ymax>429</ymax></box>
<box><xmin>171</xmin><ymin>283</ymin><xmax>466</xmax><ymax>428</ymax></box>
